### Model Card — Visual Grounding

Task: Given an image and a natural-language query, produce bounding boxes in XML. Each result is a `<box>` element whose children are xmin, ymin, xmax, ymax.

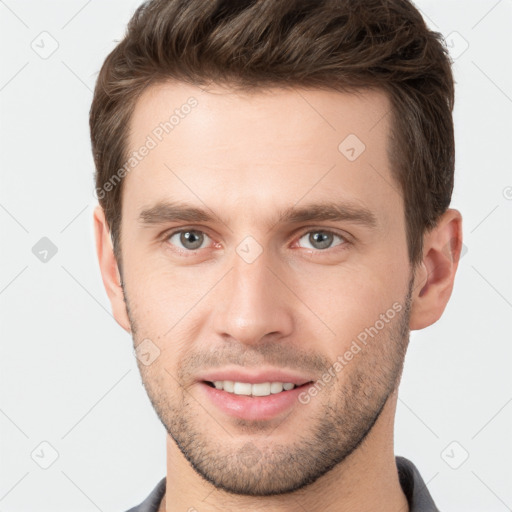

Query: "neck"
<box><xmin>162</xmin><ymin>389</ymin><xmax>408</xmax><ymax>512</ymax></box>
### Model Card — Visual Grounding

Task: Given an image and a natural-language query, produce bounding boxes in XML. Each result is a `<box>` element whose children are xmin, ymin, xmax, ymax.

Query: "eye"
<box><xmin>167</xmin><ymin>229</ymin><xmax>211</xmax><ymax>251</ymax></box>
<box><xmin>296</xmin><ymin>230</ymin><xmax>346</xmax><ymax>251</ymax></box>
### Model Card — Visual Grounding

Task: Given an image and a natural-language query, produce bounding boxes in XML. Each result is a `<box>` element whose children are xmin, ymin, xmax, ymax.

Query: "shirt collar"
<box><xmin>128</xmin><ymin>456</ymin><xmax>439</xmax><ymax>511</ymax></box>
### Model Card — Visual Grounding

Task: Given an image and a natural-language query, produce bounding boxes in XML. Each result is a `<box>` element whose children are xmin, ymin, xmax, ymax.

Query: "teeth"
<box><xmin>252</xmin><ymin>382</ymin><xmax>271</xmax><ymax>396</ymax></box>
<box><xmin>210</xmin><ymin>381</ymin><xmax>298</xmax><ymax>396</ymax></box>
<box><xmin>223</xmin><ymin>380</ymin><xmax>234</xmax><ymax>393</ymax></box>
<box><xmin>233</xmin><ymin>382</ymin><xmax>252</xmax><ymax>395</ymax></box>
<box><xmin>270</xmin><ymin>382</ymin><xmax>283</xmax><ymax>394</ymax></box>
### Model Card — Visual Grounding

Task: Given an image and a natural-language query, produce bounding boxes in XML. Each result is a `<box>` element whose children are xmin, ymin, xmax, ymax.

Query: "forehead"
<box><xmin>128</xmin><ymin>81</ymin><xmax>392</xmax><ymax>153</ymax></box>
<box><xmin>122</xmin><ymin>80</ymin><xmax>400</xmax><ymax>230</ymax></box>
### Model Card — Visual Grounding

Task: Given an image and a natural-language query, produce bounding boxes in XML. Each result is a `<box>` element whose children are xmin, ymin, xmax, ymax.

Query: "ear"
<box><xmin>409</xmin><ymin>208</ymin><xmax>463</xmax><ymax>330</ymax></box>
<box><xmin>93</xmin><ymin>205</ymin><xmax>131</xmax><ymax>333</ymax></box>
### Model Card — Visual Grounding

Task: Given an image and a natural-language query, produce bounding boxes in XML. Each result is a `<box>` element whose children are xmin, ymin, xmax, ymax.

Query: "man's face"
<box><xmin>118</xmin><ymin>82</ymin><xmax>414</xmax><ymax>495</ymax></box>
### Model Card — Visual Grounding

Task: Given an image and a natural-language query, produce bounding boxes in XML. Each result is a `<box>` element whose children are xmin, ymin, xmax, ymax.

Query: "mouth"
<box><xmin>202</xmin><ymin>380</ymin><xmax>313</xmax><ymax>397</ymax></box>
<box><xmin>199</xmin><ymin>379</ymin><xmax>314</xmax><ymax>421</ymax></box>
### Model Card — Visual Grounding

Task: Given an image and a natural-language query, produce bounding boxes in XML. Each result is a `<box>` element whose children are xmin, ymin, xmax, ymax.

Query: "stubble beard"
<box><xmin>125</xmin><ymin>277</ymin><xmax>413</xmax><ymax>496</ymax></box>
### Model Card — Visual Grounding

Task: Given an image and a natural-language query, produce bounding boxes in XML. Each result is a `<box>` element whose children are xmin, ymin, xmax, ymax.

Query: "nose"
<box><xmin>212</xmin><ymin>248</ymin><xmax>294</xmax><ymax>346</ymax></box>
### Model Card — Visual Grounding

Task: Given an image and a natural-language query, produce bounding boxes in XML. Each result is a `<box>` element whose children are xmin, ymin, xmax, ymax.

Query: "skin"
<box><xmin>94</xmin><ymin>81</ymin><xmax>463</xmax><ymax>511</ymax></box>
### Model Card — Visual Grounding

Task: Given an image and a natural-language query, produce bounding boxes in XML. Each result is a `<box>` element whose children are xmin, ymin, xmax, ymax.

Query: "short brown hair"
<box><xmin>90</xmin><ymin>0</ymin><xmax>455</xmax><ymax>271</ymax></box>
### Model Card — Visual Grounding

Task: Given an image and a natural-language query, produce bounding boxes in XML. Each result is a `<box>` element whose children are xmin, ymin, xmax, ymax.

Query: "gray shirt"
<box><xmin>125</xmin><ymin>456</ymin><xmax>439</xmax><ymax>511</ymax></box>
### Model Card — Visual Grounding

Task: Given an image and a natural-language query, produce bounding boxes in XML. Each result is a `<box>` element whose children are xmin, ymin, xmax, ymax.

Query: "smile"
<box><xmin>204</xmin><ymin>380</ymin><xmax>301</xmax><ymax>396</ymax></box>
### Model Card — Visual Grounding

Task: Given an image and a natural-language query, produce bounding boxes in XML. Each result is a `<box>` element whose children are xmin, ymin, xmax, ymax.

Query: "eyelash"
<box><xmin>160</xmin><ymin>227</ymin><xmax>351</xmax><ymax>256</ymax></box>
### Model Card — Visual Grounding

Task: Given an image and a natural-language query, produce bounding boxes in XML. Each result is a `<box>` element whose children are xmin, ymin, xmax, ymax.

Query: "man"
<box><xmin>90</xmin><ymin>0</ymin><xmax>463</xmax><ymax>510</ymax></box>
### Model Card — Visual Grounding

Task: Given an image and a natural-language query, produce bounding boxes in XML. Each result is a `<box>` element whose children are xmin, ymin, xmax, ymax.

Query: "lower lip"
<box><xmin>198</xmin><ymin>382</ymin><xmax>311</xmax><ymax>421</ymax></box>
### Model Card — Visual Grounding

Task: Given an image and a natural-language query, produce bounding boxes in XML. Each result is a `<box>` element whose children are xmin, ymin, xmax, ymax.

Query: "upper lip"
<box><xmin>197</xmin><ymin>368</ymin><xmax>315</xmax><ymax>386</ymax></box>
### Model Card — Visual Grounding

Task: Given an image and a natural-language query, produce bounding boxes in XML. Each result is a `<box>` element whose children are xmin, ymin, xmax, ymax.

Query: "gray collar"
<box><xmin>126</xmin><ymin>456</ymin><xmax>439</xmax><ymax>511</ymax></box>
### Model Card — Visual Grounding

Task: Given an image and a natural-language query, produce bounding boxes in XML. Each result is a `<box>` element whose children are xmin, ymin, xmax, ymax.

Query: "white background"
<box><xmin>0</xmin><ymin>0</ymin><xmax>511</xmax><ymax>510</ymax></box>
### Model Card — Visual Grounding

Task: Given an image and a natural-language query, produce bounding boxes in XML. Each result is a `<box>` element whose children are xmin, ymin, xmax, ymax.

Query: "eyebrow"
<box><xmin>138</xmin><ymin>200</ymin><xmax>378</xmax><ymax>230</ymax></box>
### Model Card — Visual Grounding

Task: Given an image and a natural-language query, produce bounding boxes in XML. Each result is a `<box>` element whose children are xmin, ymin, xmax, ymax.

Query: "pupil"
<box><xmin>181</xmin><ymin>231</ymin><xmax>203</xmax><ymax>249</ymax></box>
<box><xmin>310</xmin><ymin>232</ymin><xmax>332</xmax><ymax>249</ymax></box>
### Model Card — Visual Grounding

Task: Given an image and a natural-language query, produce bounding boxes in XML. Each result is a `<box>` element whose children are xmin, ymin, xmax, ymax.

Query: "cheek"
<box><xmin>124</xmin><ymin>263</ymin><xmax>178</xmax><ymax>332</ymax></box>
<box><xmin>125</xmin><ymin>260</ymin><xmax>218</xmax><ymax>356</ymax></box>
<box><xmin>290</xmin><ymin>261</ymin><xmax>407</xmax><ymax>349</ymax></box>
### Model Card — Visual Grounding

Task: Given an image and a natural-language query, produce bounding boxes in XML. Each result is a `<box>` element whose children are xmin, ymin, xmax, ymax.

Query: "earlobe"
<box><xmin>409</xmin><ymin>208</ymin><xmax>463</xmax><ymax>331</ymax></box>
<box><xmin>93</xmin><ymin>205</ymin><xmax>132</xmax><ymax>333</ymax></box>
